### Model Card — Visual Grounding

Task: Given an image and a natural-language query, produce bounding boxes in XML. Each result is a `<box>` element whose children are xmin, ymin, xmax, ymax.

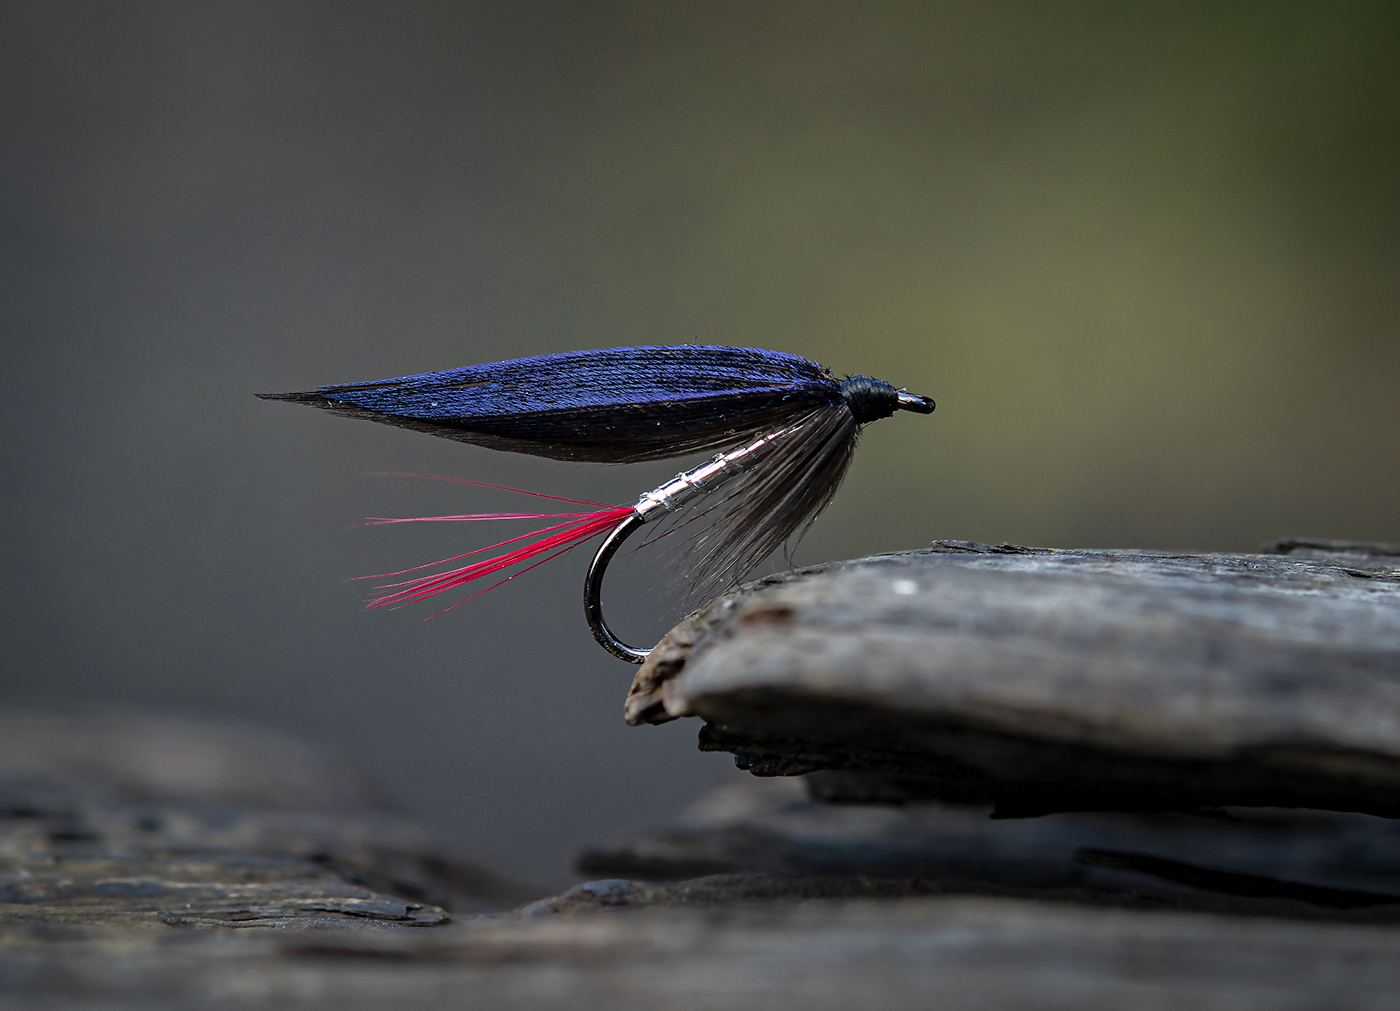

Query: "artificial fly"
<box><xmin>260</xmin><ymin>345</ymin><xmax>934</xmax><ymax>663</ymax></box>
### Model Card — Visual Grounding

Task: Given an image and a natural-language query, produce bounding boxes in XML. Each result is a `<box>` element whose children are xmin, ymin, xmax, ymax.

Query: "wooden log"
<box><xmin>8</xmin><ymin>694</ymin><xmax>1400</xmax><ymax>1005</ymax></box>
<box><xmin>9</xmin><ymin>893</ymin><xmax>1400</xmax><ymax>1009</ymax></box>
<box><xmin>626</xmin><ymin>540</ymin><xmax>1400</xmax><ymax>817</ymax></box>
<box><xmin>578</xmin><ymin>777</ymin><xmax>1400</xmax><ymax>920</ymax></box>
<box><xmin>0</xmin><ymin>711</ymin><xmax>536</xmax><ymax>930</ymax></box>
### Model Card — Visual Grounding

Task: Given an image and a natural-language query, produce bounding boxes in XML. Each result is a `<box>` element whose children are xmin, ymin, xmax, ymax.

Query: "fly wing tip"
<box><xmin>256</xmin><ymin>390</ymin><xmax>327</xmax><ymax>403</ymax></box>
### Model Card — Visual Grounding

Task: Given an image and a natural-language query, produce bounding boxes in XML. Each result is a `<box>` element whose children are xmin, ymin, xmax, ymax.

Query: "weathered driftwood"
<box><xmin>579</xmin><ymin>778</ymin><xmax>1400</xmax><ymax>920</ymax></box>
<box><xmin>627</xmin><ymin>540</ymin><xmax>1400</xmax><ymax>818</ymax></box>
<box><xmin>10</xmin><ymin>710</ymin><xmax>1400</xmax><ymax>1007</ymax></box>
<box><xmin>0</xmin><ymin>712</ymin><xmax>535</xmax><ymax>929</ymax></box>
<box><xmin>9</xmin><ymin>895</ymin><xmax>1400</xmax><ymax>1010</ymax></box>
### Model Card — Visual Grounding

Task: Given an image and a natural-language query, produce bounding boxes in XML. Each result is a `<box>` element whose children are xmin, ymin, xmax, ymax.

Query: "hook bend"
<box><xmin>584</xmin><ymin>512</ymin><xmax>651</xmax><ymax>663</ymax></box>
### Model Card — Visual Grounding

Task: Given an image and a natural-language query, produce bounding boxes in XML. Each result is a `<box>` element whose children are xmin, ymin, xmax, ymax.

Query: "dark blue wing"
<box><xmin>260</xmin><ymin>345</ymin><xmax>842</xmax><ymax>462</ymax></box>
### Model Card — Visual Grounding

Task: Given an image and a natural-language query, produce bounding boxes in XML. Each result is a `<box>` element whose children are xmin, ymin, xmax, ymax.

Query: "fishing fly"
<box><xmin>260</xmin><ymin>345</ymin><xmax>934</xmax><ymax>663</ymax></box>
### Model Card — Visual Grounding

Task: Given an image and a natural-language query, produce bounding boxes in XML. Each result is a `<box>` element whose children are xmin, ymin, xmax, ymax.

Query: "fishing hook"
<box><xmin>584</xmin><ymin>513</ymin><xmax>650</xmax><ymax>662</ymax></box>
<box><xmin>583</xmin><ymin>388</ymin><xmax>935</xmax><ymax>664</ymax></box>
<box><xmin>581</xmin><ymin>423</ymin><xmax>804</xmax><ymax>663</ymax></box>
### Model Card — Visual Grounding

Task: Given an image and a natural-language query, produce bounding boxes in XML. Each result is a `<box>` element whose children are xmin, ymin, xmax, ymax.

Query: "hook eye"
<box><xmin>895</xmin><ymin>391</ymin><xmax>935</xmax><ymax>413</ymax></box>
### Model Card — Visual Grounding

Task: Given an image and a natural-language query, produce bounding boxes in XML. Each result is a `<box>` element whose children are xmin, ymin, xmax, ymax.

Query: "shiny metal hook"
<box><xmin>580</xmin><ymin>422</ymin><xmax>810</xmax><ymax>665</ymax></box>
<box><xmin>584</xmin><ymin>513</ymin><xmax>650</xmax><ymax>663</ymax></box>
<box><xmin>581</xmin><ymin>387</ymin><xmax>933</xmax><ymax>664</ymax></box>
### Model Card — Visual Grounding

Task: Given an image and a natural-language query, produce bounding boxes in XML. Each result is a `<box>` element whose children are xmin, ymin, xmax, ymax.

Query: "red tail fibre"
<box><xmin>361</xmin><ymin>502</ymin><xmax>633</xmax><ymax>615</ymax></box>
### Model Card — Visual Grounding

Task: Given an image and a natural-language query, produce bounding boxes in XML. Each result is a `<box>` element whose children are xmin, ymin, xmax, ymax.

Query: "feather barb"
<box><xmin>360</xmin><ymin>503</ymin><xmax>633</xmax><ymax>613</ymax></box>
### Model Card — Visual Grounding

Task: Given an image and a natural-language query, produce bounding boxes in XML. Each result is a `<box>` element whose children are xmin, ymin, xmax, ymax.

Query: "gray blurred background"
<box><xmin>2</xmin><ymin>1</ymin><xmax>1396</xmax><ymax>880</ymax></box>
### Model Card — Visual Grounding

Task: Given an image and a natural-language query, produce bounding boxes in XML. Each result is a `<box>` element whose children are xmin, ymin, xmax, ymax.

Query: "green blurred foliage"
<box><xmin>517</xmin><ymin>1</ymin><xmax>1400</xmax><ymax>557</ymax></box>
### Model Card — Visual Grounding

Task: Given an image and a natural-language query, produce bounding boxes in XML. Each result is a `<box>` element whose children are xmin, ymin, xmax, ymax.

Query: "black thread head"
<box><xmin>839</xmin><ymin>375</ymin><xmax>899</xmax><ymax>424</ymax></box>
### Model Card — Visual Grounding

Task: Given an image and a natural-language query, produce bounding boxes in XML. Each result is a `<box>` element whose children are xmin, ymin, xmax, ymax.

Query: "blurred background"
<box><xmin>1</xmin><ymin>1</ymin><xmax>1396</xmax><ymax>880</ymax></box>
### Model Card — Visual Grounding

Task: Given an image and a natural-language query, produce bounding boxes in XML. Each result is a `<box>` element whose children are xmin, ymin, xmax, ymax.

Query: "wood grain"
<box><xmin>627</xmin><ymin>541</ymin><xmax>1400</xmax><ymax>816</ymax></box>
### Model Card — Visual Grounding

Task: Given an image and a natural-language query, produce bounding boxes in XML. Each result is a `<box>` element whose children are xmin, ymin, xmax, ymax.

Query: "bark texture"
<box><xmin>626</xmin><ymin>540</ymin><xmax>1400</xmax><ymax>817</ymax></box>
<box><xmin>0</xmin><ymin>711</ymin><xmax>535</xmax><ymax>930</ymax></box>
<box><xmin>8</xmin><ymin>533</ymin><xmax>1400</xmax><ymax>1008</ymax></box>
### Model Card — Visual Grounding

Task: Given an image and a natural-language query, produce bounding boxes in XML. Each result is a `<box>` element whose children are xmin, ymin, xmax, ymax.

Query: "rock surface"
<box><xmin>626</xmin><ymin>540</ymin><xmax>1400</xmax><ymax>817</ymax></box>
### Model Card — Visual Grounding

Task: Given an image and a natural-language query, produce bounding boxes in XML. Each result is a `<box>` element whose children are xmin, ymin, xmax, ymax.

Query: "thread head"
<box><xmin>839</xmin><ymin>375</ymin><xmax>900</xmax><ymax>423</ymax></box>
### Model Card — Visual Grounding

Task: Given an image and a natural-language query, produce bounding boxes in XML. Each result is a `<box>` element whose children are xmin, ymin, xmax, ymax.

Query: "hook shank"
<box><xmin>582</xmin><ymin>423</ymin><xmax>810</xmax><ymax>665</ymax></box>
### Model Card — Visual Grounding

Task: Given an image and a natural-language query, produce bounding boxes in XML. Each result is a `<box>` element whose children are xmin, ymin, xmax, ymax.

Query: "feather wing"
<box><xmin>259</xmin><ymin>345</ymin><xmax>841</xmax><ymax>462</ymax></box>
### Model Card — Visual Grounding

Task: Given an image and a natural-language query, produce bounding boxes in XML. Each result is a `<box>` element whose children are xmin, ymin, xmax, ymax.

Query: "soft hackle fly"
<box><xmin>260</xmin><ymin>345</ymin><xmax>934</xmax><ymax>663</ymax></box>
